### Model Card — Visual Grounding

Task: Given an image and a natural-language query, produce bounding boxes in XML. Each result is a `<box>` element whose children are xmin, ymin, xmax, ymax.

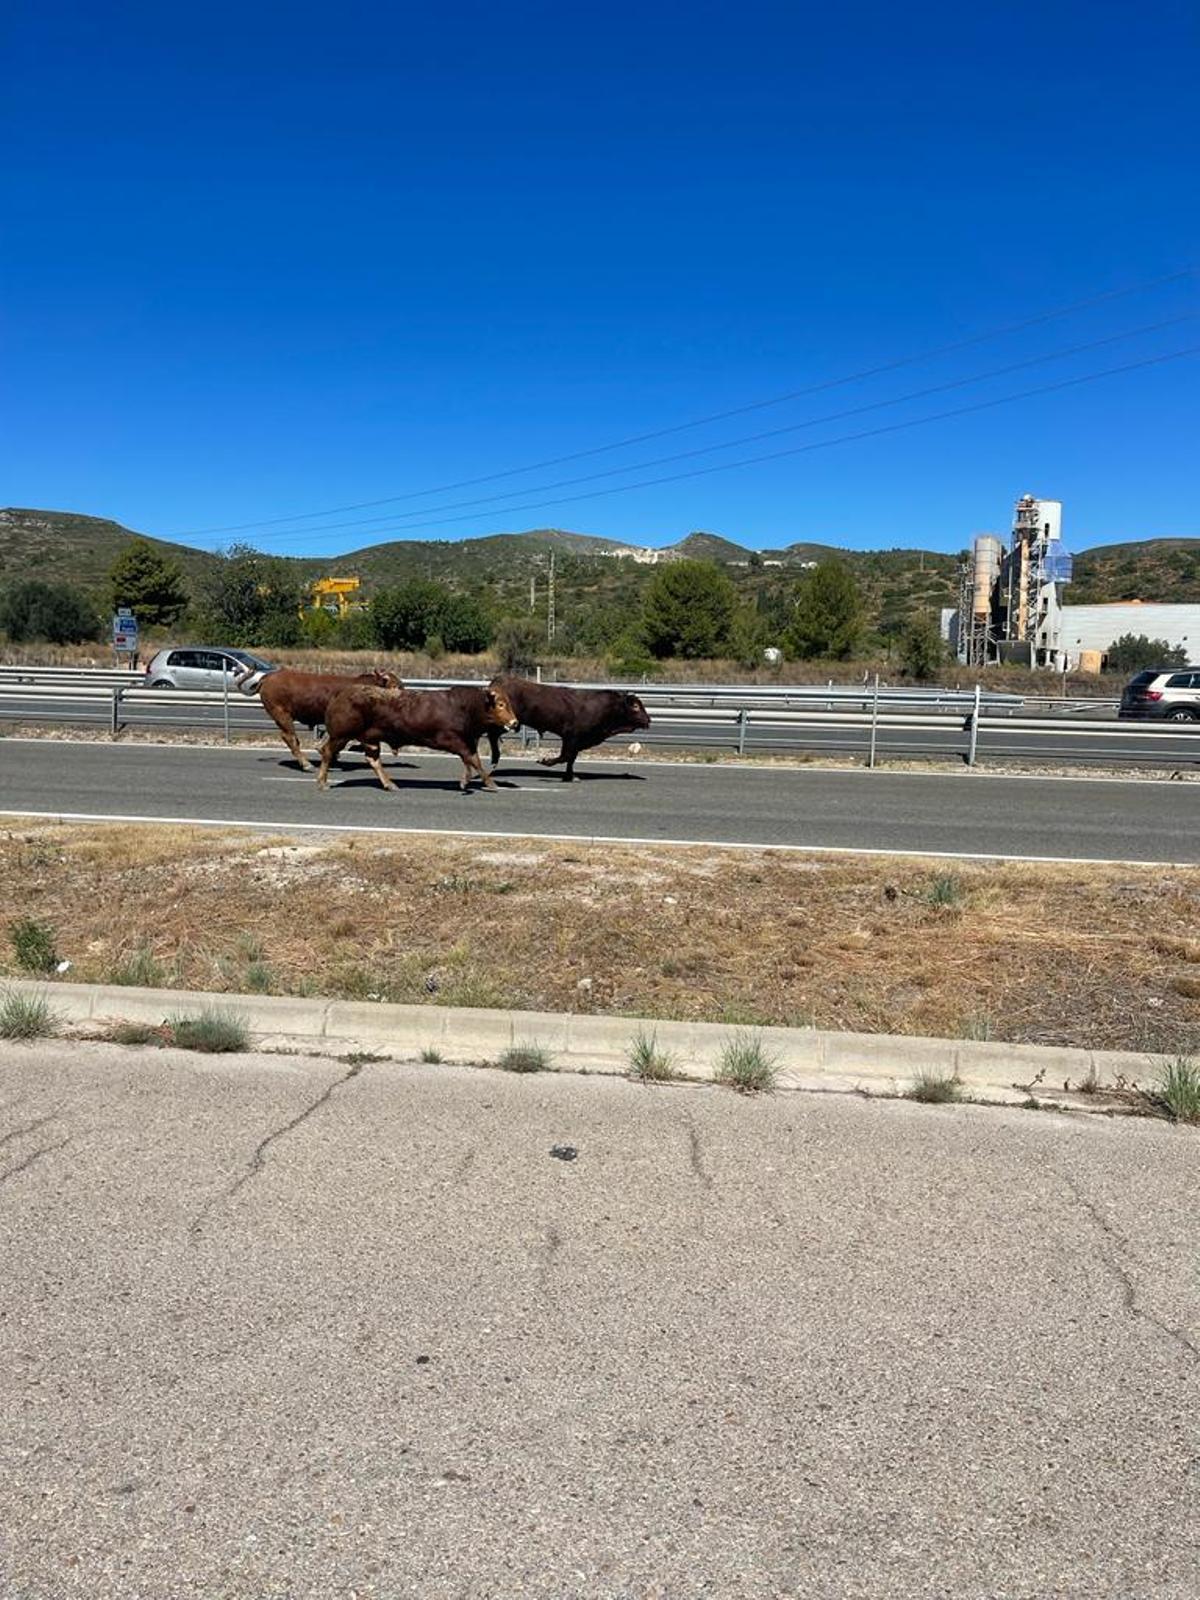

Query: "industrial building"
<box><xmin>947</xmin><ymin>495</ymin><xmax>1199</xmax><ymax>670</ymax></box>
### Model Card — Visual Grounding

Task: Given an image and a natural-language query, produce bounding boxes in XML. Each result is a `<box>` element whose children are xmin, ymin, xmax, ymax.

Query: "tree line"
<box><xmin>1</xmin><ymin>536</ymin><xmax>1183</xmax><ymax>678</ymax></box>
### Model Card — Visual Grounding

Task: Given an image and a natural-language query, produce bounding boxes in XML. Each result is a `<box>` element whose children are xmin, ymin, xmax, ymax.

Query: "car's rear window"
<box><xmin>1128</xmin><ymin>671</ymin><xmax>1160</xmax><ymax>686</ymax></box>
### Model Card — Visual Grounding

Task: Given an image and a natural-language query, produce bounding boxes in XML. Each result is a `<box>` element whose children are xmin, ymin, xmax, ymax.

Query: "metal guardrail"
<box><xmin>0</xmin><ymin>679</ymin><xmax>1194</xmax><ymax>767</ymax></box>
<box><xmin>0</xmin><ymin>663</ymin><xmax>1123</xmax><ymax>712</ymax></box>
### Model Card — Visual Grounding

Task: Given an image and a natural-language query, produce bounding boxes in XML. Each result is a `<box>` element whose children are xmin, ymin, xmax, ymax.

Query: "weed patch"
<box><xmin>628</xmin><ymin>1028</ymin><xmax>678</xmax><ymax>1082</ymax></box>
<box><xmin>0</xmin><ymin>987</ymin><xmax>59</xmax><ymax>1040</ymax></box>
<box><xmin>109</xmin><ymin>946</ymin><xmax>167</xmax><ymax>987</ymax></box>
<box><xmin>167</xmin><ymin>1007</ymin><xmax>249</xmax><ymax>1054</ymax></box>
<box><xmin>243</xmin><ymin>960</ymin><xmax>274</xmax><ymax>994</ymax></box>
<box><xmin>420</xmin><ymin>1046</ymin><xmax>444</xmax><ymax>1063</ymax></box>
<box><xmin>714</xmin><ymin>1031</ymin><xmax>777</xmax><ymax>1093</ymax></box>
<box><xmin>1155</xmin><ymin>1056</ymin><xmax>1200</xmax><ymax>1123</ymax></box>
<box><xmin>926</xmin><ymin>874</ymin><xmax>966</xmax><ymax>909</ymax></box>
<box><xmin>498</xmin><ymin>1042</ymin><xmax>552</xmax><ymax>1074</ymax></box>
<box><xmin>906</xmin><ymin>1068</ymin><xmax>963</xmax><ymax>1104</ymax></box>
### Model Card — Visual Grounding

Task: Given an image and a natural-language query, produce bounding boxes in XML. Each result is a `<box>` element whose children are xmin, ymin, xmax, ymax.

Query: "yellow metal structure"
<box><xmin>306</xmin><ymin>577</ymin><xmax>363</xmax><ymax>618</ymax></box>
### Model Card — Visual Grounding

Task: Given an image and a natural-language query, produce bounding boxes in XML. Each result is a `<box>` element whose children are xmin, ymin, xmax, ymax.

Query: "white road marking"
<box><xmin>0</xmin><ymin>807</ymin><xmax>1192</xmax><ymax>869</ymax></box>
<box><xmin>0</xmin><ymin>734</ymin><xmax>1191</xmax><ymax>787</ymax></box>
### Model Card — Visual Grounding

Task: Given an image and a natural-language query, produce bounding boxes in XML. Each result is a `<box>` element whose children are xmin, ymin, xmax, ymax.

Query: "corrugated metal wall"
<box><xmin>1059</xmin><ymin>604</ymin><xmax>1200</xmax><ymax>657</ymax></box>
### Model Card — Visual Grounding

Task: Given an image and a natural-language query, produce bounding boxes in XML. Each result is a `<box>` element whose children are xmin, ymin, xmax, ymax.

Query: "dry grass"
<box><xmin>0</xmin><ymin>821</ymin><xmax>1198</xmax><ymax>1052</ymax></box>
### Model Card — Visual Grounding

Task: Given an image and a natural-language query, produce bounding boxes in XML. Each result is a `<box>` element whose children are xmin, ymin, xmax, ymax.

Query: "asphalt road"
<box><xmin>2</xmin><ymin>1043</ymin><xmax>1197</xmax><ymax>1600</ymax></box>
<box><xmin>3</xmin><ymin>688</ymin><xmax>1199</xmax><ymax>767</ymax></box>
<box><xmin>1</xmin><ymin>735</ymin><xmax>1198</xmax><ymax>863</ymax></box>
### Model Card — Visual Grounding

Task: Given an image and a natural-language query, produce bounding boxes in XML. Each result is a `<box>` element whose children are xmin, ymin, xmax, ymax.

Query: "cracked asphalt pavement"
<box><xmin>1</xmin><ymin>1042</ymin><xmax>1198</xmax><ymax>1599</ymax></box>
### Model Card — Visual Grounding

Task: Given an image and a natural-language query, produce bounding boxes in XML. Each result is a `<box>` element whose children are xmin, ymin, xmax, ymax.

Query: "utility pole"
<box><xmin>546</xmin><ymin>552</ymin><xmax>556</xmax><ymax>642</ymax></box>
<box><xmin>529</xmin><ymin>572</ymin><xmax>536</xmax><ymax>612</ymax></box>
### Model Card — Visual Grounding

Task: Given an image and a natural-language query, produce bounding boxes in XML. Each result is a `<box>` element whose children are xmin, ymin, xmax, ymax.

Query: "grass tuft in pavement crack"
<box><xmin>0</xmin><ymin>987</ymin><xmax>60</xmax><ymax>1040</ymax></box>
<box><xmin>420</xmin><ymin>1046</ymin><xmax>444</xmax><ymax>1063</ymax></box>
<box><xmin>714</xmin><ymin>1031</ymin><xmax>778</xmax><ymax>1093</ymax></box>
<box><xmin>906</xmin><ymin>1067</ymin><xmax>963</xmax><ymax>1104</ymax></box>
<box><xmin>628</xmin><ymin>1028</ymin><xmax>679</xmax><ymax>1083</ymax></box>
<box><xmin>167</xmin><ymin>1006</ymin><xmax>249</xmax><ymax>1054</ymax></box>
<box><xmin>499</xmin><ymin>1042</ymin><xmax>552</xmax><ymax>1074</ymax></box>
<box><xmin>1155</xmin><ymin>1055</ymin><xmax>1200</xmax><ymax>1123</ymax></box>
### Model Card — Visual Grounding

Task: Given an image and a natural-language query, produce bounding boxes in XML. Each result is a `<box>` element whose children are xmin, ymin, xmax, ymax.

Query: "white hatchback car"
<box><xmin>143</xmin><ymin>647</ymin><xmax>275</xmax><ymax>692</ymax></box>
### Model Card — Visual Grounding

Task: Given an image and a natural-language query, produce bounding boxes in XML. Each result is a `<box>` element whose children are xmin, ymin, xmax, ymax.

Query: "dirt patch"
<box><xmin>2</xmin><ymin>821</ymin><xmax>1198</xmax><ymax>1053</ymax></box>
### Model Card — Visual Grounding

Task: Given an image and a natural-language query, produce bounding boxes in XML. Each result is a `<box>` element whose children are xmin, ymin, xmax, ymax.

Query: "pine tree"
<box><xmin>784</xmin><ymin>562</ymin><xmax>864</xmax><ymax>660</ymax></box>
<box><xmin>107</xmin><ymin>539</ymin><xmax>189</xmax><ymax>627</ymax></box>
<box><xmin>642</xmin><ymin>560</ymin><xmax>736</xmax><ymax>659</ymax></box>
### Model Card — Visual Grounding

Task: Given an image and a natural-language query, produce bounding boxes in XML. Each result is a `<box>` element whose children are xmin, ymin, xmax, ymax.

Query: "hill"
<box><xmin>1069</xmin><ymin>537</ymin><xmax>1200</xmax><ymax>604</ymax></box>
<box><xmin>668</xmin><ymin>531</ymin><xmax>752</xmax><ymax>562</ymax></box>
<box><xmin>0</xmin><ymin>508</ymin><xmax>220</xmax><ymax>594</ymax></box>
<box><xmin>2</xmin><ymin>507</ymin><xmax>1197</xmax><ymax>644</ymax></box>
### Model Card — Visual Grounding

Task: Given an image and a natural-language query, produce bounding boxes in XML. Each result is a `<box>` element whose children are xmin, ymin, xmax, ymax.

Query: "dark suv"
<box><xmin>1118</xmin><ymin>668</ymin><xmax>1200</xmax><ymax>723</ymax></box>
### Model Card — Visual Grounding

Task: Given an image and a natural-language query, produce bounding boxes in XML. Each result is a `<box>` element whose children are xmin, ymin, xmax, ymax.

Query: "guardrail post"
<box><xmin>110</xmin><ymin>686</ymin><xmax>122</xmax><ymax>738</ymax></box>
<box><xmin>222</xmin><ymin>672</ymin><xmax>230</xmax><ymax>745</ymax></box>
<box><xmin>868</xmin><ymin>673</ymin><xmax>879</xmax><ymax>768</ymax></box>
<box><xmin>737</xmin><ymin>707</ymin><xmax>748</xmax><ymax>755</ymax></box>
<box><xmin>966</xmin><ymin>683</ymin><xmax>981</xmax><ymax>766</ymax></box>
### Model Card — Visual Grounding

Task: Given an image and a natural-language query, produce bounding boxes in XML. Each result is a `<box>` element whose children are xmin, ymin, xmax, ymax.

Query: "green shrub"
<box><xmin>8</xmin><ymin>918</ymin><xmax>59</xmax><ymax>974</ymax></box>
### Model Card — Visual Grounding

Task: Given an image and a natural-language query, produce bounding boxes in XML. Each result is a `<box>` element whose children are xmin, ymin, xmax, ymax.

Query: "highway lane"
<box><xmin>1</xmin><ymin>736</ymin><xmax>1197</xmax><ymax>863</ymax></box>
<box><xmin>3</xmin><ymin>688</ymin><xmax>1200</xmax><ymax>766</ymax></box>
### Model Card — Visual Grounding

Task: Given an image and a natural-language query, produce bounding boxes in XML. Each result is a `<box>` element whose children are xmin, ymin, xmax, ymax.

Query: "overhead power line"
<box><xmin>265</xmin><ymin>343</ymin><xmax>1199</xmax><ymax>540</ymax></box>
<box><xmin>239</xmin><ymin>315</ymin><xmax>1195</xmax><ymax>546</ymax></box>
<box><xmin>172</xmin><ymin>265</ymin><xmax>1197</xmax><ymax>538</ymax></box>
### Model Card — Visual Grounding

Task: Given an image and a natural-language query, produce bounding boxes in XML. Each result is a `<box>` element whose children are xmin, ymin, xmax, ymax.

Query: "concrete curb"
<box><xmin>2</xmin><ymin>978</ymin><xmax>1171</xmax><ymax>1102</ymax></box>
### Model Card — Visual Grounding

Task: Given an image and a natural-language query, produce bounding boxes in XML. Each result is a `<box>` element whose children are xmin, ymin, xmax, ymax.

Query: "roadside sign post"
<box><xmin>868</xmin><ymin>673</ymin><xmax>880</xmax><ymax>768</ymax></box>
<box><xmin>112</xmin><ymin>609</ymin><xmax>139</xmax><ymax>667</ymax></box>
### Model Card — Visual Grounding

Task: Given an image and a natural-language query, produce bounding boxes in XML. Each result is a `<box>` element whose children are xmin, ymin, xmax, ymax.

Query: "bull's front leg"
<box><xmin>316</xmin><ymin>736</ymin><xmax>343</xmax><ymax>788</ymax></box>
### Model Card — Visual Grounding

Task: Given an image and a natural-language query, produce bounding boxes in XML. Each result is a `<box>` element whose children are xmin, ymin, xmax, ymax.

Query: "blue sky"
<box><xmin>2</xmin><ymin>0</ymin><xmax>1197</xmax><ymax>556</ymax></box>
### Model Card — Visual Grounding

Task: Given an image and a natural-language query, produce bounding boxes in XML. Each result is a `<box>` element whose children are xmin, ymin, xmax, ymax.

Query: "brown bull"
<box><xmin>486</xmin><ymin>675</ymin><xmax>652</xmax><ymax>780</ymax></box>
<box><xmin>317</xmin><ymin>684</ymin><xmax>519</xmax><ymax>792</ymax></box>
<box><xmin>236</xmin><ymin>665</ymin><xmax>399</xmax><ymax>770</ymax></box>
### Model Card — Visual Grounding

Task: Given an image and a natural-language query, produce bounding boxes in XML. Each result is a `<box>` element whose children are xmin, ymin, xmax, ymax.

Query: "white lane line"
<box><xmin>0</xmin><ymin>807</ymin><xmax>1192</xmax><ymax>869</ymax></box>
<box><xmin>0</xmin><ymin>733</ymin><xmax>1192</xmax><ymax>787</ymax></box>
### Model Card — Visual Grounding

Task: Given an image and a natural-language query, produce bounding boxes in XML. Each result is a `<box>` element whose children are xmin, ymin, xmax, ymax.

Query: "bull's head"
<box><xmin>372</xmin><ymin>668</ymin><xmax>402</xmax><ymax>689</ymax></box>
<box><xmin>620</xmin><ymin>693</ymin><xmax>651</xmax><ymax>732</ymax></box>
<box><xmin>484</xmin><ymin>687</ymin><xmax>520</xmax><ymax>731</ymax></box>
